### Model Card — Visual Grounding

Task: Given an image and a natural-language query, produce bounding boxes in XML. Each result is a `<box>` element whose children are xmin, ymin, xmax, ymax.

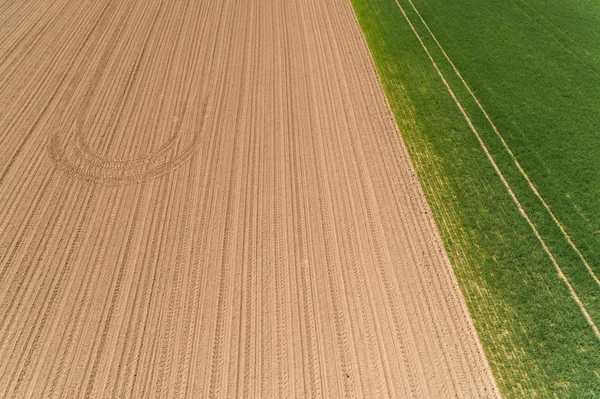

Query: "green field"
<box><xmin>350</xmin><ymin>0</ymin><xmax>600</xmax><ymax>396</ymax></box>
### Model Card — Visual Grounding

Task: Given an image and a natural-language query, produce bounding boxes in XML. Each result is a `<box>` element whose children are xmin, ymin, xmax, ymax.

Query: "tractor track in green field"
<box><xmin>392</xmin><ymin>0</ymin><xmax>600</xmax><ymax>340</ymax></box>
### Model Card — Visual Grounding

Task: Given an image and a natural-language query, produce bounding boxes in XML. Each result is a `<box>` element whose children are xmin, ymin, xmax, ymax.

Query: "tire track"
<box><xmin>81</xmin><ymin>183</ymin><xmax>145</xmax><ymax>397</ymax></box>
<box><xmin>394</xmin><ymin>0</ymin><xmax>600</xmax><ymax>341</ymax></box>
<box><xmin>404</xmin><ymin>0</ymin><xmax>600</xmax><ymax>289</ymax></box>
<box><xmin>43</xmin><ymin>188</ymin><xmax>123</xmax><ymax>398</ymax></box>
<box><xmin>6</xmin><ymin>184</ymin><xmax>97</xmax><ymax>398</ymax></box>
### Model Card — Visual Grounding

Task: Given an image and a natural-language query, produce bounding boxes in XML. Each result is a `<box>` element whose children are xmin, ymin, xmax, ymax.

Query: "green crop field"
<box><xmin>350</xmin><ymin>0</ymin><xmax>600</xmax><ymax>396</ymax></box>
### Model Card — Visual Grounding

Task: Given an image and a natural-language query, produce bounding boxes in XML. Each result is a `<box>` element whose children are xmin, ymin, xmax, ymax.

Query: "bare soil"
<box><xmin>0</xmin><ymin>0</ymin><xmax>499</xmax><ymax>396</ymax></box>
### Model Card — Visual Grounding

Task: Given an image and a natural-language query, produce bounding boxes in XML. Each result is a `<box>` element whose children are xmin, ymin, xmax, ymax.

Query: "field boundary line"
<box><xmin>392</xmin><ymin>0</ymin><xmax>600</xmax><ymax>340</ymax></box>
<box><xmin>403</xmin><ymin>0</ymin><xmax>600</xmax><ymax>289</ymax></box>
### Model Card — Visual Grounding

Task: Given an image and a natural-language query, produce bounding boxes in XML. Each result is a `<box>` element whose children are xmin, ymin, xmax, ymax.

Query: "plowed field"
<box><xmin>0</xmin><ymin>0</ymin><xmax>499</xmax><ymax>396</ymax></box>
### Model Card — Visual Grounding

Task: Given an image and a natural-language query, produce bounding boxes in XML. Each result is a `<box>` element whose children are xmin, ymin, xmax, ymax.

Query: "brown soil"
<box><xmin>0</xmin><ymin>0</ymin><xmax>499</xmax><ymax>396</ymax></box>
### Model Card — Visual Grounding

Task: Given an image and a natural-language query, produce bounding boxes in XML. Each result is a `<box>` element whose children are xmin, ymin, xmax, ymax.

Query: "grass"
<box><xmin>350</xmin><ymin>0</ymin><xmax>600</xmax><ymax>396</ymax></box>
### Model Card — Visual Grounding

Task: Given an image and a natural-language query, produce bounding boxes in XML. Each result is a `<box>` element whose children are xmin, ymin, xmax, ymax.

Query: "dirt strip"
<box><xmin>0</xmin><ymin>0</ymin><xmax>499</xmax><ymax>396</ymax></box>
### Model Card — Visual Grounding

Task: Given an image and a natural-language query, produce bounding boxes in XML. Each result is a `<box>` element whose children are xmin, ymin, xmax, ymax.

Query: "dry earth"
<box><xmin>0</xmin><ymin>0</ymin><xmax>500</xmax><ymax>397</ymax></box>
